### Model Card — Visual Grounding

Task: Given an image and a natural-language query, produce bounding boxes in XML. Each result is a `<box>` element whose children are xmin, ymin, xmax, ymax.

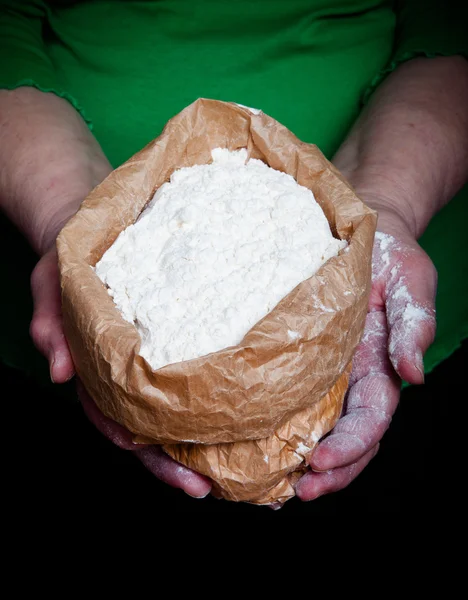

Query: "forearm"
<box><xmin>334</xmin><ymin>56</ymin><xmax>468</xmax><ymax>238</ymax></box>
<box><xmin>0</xmin><ymin>87</ymin><xmax>111</xmax><ymax>254</ymax></box>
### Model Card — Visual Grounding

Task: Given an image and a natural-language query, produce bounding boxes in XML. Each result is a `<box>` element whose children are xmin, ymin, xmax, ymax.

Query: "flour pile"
<box><xmin>95</xmin><ymin>148</ymin><xmax>347</xmax><ymax>369</ymax></box>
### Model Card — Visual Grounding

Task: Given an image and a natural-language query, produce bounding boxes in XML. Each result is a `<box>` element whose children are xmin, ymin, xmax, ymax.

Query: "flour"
<box><xmin>295</xmin><ymin>442</ymin><xmax>311</xmax><ymax>455</ymax></box>
<box><xmin>372</xmin><ymin>232</ymin><xmax>400</xmax><ymax>282</ymax></box>
<box><xmin>95</xmin><ymin>148</ymin><xmax>346</xmax><ymax>370</ymax></box>
<box><xmin>371</xmin><ymin>232</ymin><xmax>433</xmax><ymax>375</ymax></box>
<box><xmin>235</xmin><ymin>103</ymin><xmax>261</xmax><ymax>115</ymax></box>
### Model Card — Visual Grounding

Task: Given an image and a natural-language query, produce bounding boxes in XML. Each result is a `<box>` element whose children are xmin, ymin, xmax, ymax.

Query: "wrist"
<box><xmin>0</xmin><ymin>87</ymin><xmax>112</xmax><ymax>255</ymax></box>
<box><xmin>21</xmin><ymin>162</ymin><xmax>110</xmax><ymax>255</ymax></box>
<box><xmin>334</xmin><ymin>56</ymin><xmax>468</xmax><ymax>242</ymax></box>
<box><xmin>35</xmin><ymin>201</ymin><xmax>81</xmax><ymax>255</ymax></box>
<box><xmin>32</xmin><ymin>157</ymin><xmax>112</xmax><ymax>255</ymax></box>
<box><xmin>345</xmin><ymin>168</ymin><xmax>435</xmax><ymax>240</ymax></box>
<box><xmin>369</xmin><ymin>205</ymin><xmax>415</xmax><ymax>245</ymax></box>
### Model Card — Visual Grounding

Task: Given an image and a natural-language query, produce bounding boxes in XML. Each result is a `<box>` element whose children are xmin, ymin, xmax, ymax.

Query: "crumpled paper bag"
<box><xmin>57</xmin><ymin>99</ymin><xmax>376</xmax><ymax>504</ymax></box>
<box><xmin>165</xmin><ymin>363</ymin><xmax>351</xmax><ymax>504</ymax></box>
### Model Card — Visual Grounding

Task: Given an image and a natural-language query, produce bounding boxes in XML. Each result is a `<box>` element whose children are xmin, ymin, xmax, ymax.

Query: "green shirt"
<box><xmin>0</xmin><ymin>0</ymin><xmax>467</xmax><ymax>385</ymax></box>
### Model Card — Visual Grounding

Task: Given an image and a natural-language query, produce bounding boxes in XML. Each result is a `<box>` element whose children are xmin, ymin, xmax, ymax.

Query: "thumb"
<box><xmin>382</xmin><ymin>235</ymin><xmax>437</xmax><ymax>384</ymax></box>
<box><xmin>30</xmin><ymin>247</ymin><xmax>75</xmax><ymax>383</ymax></box>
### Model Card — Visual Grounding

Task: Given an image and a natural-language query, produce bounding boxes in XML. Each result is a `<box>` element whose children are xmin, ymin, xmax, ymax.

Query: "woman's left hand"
<box><xmin>295</xmin><ymin>56</ymin><xmax>468</xmax><ymax>502</ymax></box>
<box><xmin>296</xmin><ymin>210</ymin><xmax>437</xmax><ymax>501</ymax></box>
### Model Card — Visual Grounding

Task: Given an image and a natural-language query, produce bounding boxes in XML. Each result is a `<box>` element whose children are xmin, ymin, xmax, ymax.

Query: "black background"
<box><xmin>5</xmin><ymin>340</ymin><xmax>463</xmax><ymax>518</ymax></box>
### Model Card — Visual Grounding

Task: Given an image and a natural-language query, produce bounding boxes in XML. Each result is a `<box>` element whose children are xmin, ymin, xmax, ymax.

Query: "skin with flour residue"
<box><xmin>8</xmin><ymin>55</ymin><xmax>464</xmax><ymax>503</ymax></box>
<box><xmin>78</xmin><ymin>226</ymin><xmax>437</xmax><ymax>505</ymax></box>
<box><xmin>371</xmin><ymin>232</ymin><xmax>436</xmax><ymax>380</ymax></box>
<box><xmin>295</xmin><ymin>229</ymin><xmax>437</xmax><ymax>501</ymax></box>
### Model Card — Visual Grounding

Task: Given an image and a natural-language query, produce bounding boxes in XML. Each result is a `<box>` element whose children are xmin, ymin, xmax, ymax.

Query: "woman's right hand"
<box><xmin>0</xmin><ymin>87</ymin><xmax>113</xmax><ymax>255</ymax></box>
<box><xmin>0</xmin><ymin>87</ymin><xmax>211</xmax><ymax>498</ymax></box>
<box><xmin>30</xmin><ymin>246</ymin><xmax>75</xmax><ymax>383</ymax></box>
<box><xmin>0</xmin><ymin>87</ymin><xmax>113</xmax><ymax>382</ymax></box>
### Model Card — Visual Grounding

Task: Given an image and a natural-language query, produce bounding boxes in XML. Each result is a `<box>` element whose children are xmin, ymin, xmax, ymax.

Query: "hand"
<box><xmin>296</xmin><ymin>56</ymin><xmax>468</xmax><ymax>502</ymax></box>
<box><xmin>0</xmin><ymin>88</ymin><xmax>113</xmax><ymax>381</ymax></box>
<box><xmin>296</xmin><ymin>210</ymin><xmax>437</xmax><ymax>501</ymax></box>
<box><xmin>0</xmin><ymin>89</ymin><xmax>211</xmax><ymax>499</ymax></box>
<box><xmin>77</xmin><ymin>382</ymin><xmax>212</xmax><ymax>498</ymax></box>
<box><xmin>30</xmin><ymin>246</ymin><xmax>75</xmax><ymax>383</ymax></box>
<box><xmin>30</xmin><ymin>232</ymin><xmax>211</xmax><ymax>498</ymax></box>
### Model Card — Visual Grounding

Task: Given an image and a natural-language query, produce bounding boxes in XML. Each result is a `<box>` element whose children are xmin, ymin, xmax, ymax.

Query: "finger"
<box><xmin>135</xmin><ymin>446</ymin><xmax>212</xmax><ymax>499</ymax></box>
<box><xmin>310</xmin><ymin>373</ymin><xmax>399</xmax><ymax>470</ymax></box>
<box><xmin>295</xmin><ymin>445</ymin><xmax>379</xmax><ymax>502</ymax></box>
<box><xmin>77</xmin><ymin>380</ymin><xmax>146</xmax><ymax>451</ymax></box>
<box><xmin>385</xmin><ymin>248</ymin><xmax>437</xmax><ymax>384</ymax></box>
<box><xmin>348</xmin><ymin>311</ymin><xmax>390</xmax><ymax>387</ymax></box>
<box><xmin>310</xmin><ymin>311</ymin><xmax>399</xmax><ymax>471</ymax></box>
<box><xmin>30</xmin><ymin>249</ymin><xmax>74</xmax><ymax>383</ymax></box>
<box><xmin>77</xmin><ymin>382</ymin><xmax>211</xmax><ymax>500</ymax></box>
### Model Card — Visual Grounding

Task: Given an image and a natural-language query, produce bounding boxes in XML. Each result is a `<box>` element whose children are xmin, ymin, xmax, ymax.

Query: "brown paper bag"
<box><xmin>165</xmin><ymin>363</ymin><xmax>351</xmax><ymax>504</ymax></box>
<box><xmin>57</xmin><ymin>99</ymin><xmax>376</xmax><ymax>504</ymax></box>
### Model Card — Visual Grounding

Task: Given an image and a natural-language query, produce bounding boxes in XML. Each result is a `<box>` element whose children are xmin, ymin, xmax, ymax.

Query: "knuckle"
<box><xmin>420</xmin><ymin>253</ymin><xmax>438</xmax><ymax>300</ymax></box>
<box><xmin>347</xmin><ymin>373</ymin><xmax>399</xmax><ymax>414</ymax></box>
<box><xmin>29</xmin><ymin>314</ymin><xmax>51</xmax><ymax>352</ymax></box>
<box><xmin>335</xmin><ymin>409</ymin><xmax>390</xmax><ymax>448</ymax></box>
<box><xmin>30</xmin><ymin>261</ymin><xmax>44</xmax><ymax>292</ymax></box>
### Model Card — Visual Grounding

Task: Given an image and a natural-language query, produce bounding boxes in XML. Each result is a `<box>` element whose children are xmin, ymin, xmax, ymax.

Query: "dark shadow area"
<box><xmin>5</xmin><ymin>340</ymin><xmax>463</xmax><ymax>519</ymax></box>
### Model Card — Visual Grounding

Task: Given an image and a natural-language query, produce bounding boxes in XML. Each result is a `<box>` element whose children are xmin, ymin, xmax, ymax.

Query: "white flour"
<box><xmin>95</xmin><ymin>148</ymin><xmax>346</xmax><ymax>370</ymax></box>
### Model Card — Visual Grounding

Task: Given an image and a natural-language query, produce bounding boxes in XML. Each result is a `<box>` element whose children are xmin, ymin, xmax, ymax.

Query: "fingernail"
<box><xmin>49</xmin><ymin>356</ymin><xmax>56</xmax><ymax>383</ymax></box>
<box><xmin>185</xmin><ymin>489</ymin><xmax>210</xmax><ymax>499</ymax></box>
<box><xmin>299</xmin><ymin>492</ymin><xmax>324</xmax><ymax>503</ymax></box>
<box><xmin>415</xmin><ymin>351</ymin><xmax>425</xmax><ymax>383</ymax></box>
<box><xmin>309</xmin><ymin>457</ymin><xmax>334</xmax><ymax>473</ymax></box>
<box><xmin>416</xmin><ymin>365</ymin><xmax>425</xmax><ymax>383</ymax></box>
<box><xmin>310</xmin><ymin>467</ymin><xmax>334</xmax><ymax>474</ymax></box>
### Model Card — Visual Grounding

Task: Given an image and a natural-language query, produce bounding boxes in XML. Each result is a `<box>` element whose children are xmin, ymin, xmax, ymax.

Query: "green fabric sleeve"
<box><xmin>363</xmin><ymin>0</ymin><xmax>468</xmax><ymax>102</ymax></box>
<box><xmin>0</xmin><ymin>0</ymin><xmax>92</xmax><ymax>125</ymax></box>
